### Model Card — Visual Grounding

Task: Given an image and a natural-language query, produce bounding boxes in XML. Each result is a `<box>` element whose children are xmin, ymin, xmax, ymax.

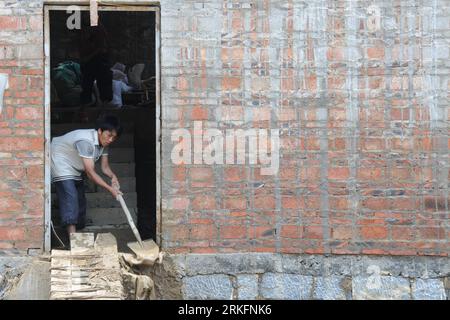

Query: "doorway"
<box><xmin>43</xmin><ymin>4</ymin><xmax>161</xmax><ymax>252</ymax></box>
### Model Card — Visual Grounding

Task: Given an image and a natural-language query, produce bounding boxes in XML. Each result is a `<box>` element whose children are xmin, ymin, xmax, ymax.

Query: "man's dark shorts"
<box><xmin>54</xmin><ymin>179</ymin><xmax>86</xmax><ymax>229</ymax></box>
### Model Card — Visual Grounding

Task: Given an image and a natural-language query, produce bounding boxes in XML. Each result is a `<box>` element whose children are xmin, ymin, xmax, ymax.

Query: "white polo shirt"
<box><xmin>51</xmin><ymin>129</ymin><xmax>109</xmax><ymax>183</ymax></box>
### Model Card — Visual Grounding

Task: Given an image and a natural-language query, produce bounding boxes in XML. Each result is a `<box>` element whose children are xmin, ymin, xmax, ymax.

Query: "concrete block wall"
<box><xmin>0</xmin><ymin>0</ymin><xmax>448</xmax><ymax>260</ymax></box>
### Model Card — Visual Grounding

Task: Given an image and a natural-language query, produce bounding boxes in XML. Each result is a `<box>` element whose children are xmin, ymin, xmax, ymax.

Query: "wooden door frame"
<box><xmin>43</xmin><ymin>2</ymin><xmax>162</xmax><ymax>252</ymax></box>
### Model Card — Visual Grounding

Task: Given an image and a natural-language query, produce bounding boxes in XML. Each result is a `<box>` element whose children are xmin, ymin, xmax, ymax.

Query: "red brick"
<box><xmin>392</xmin><ymin>227</ymin><xmax>414</xmax><ymax>241</ymax></box>
<box><xmin>362</xmin><ymin>248</ymin><xmax>388</xmax><ymax>255</ymax></box>
<box><xmin>305</xmin><ymin>74</ymin><xmax>317</xmax><ymax>91</ymax></box>
<box><xmin>220</xmin><ymin>225</ymin><xmax>247</xmax><ymax>239</ymax></box>
<box><xmin>191</xmin><ymin>247</ymin><xmax>218</xmax><ymax>254</ymax></box>
<box><xmin>329</xmin><ymin>109</ymin><xmax>346</xmax><ymax>121</ymax></box>
<box><xmin>331</xmin><ymin>227</ymin><xmax>353</xmax><ymax>240</ymax></box>
<box><xmin>254</xmin><ymin>195</ymin><xmax>275</xmax><ymax>209</ymax></box>
<box><xmin>391</xmin><ymin>138</ymin><xmax>413</xmax><ymax>151</ymax></box>
<box><xmin>0</xmin><ymin>128</ymin><xmax>12</xmax><ymax>135</ymax></box>
<box><xmin>328</xmin><ymin>167</ymin><xmax>349</xmax><ymax>180</ymax></box>
<box><xmin>281</xmin><ymin>196</ymin><xmax>300</xmax><ymax>209</ymax></box>
<box><xmin>224</xmin><ymin>167</ymin><xmax>244</xmax><ymax>182</ymax></box>
<box><xmin>367</xmin><ymin>47</ymin><xmax>385</xmax><ymax>59</ymax></box>
<box><xmin>0</xmin><ymin>242</ymin><xmax>14</xmax><ymax>249</ymax></box>
<box><xmin>29</xmin><ymin>76</ymin><xmax>44</xmax><ymax>89</ymax></box>
<box><xmin>329</xmin><ymin>197</ymin><xmax>348</xmax><ymax>210</ymax></box>
<box><xmin>280</xmin><ymin>225</ymin><xmax>302</xmax><ymax>239</ymax></box>
<box><xmin>172</xmin><ymin>166</ymin><xmax>186</xmax><ymax>182</ymax></box>
<box><xmin>249</xmin><ymin>226</ymin><xmax>275</xmax><ymax>239</ymax></box>
<box><xmin>25</xmin><ymin>226</ymin><xmax>43</xmax><ymax>241</ymax></box>
<box><xmin>221</xmin><ymin>106</ymin><xmax>243</xmax><ymax>121</ymax></box>
<box><xmin>327</xmin><ymin>47</ymin><xmax>344</xmax><ymax>60</ymax></box>
<box><xmin>253</xmin><ymin>246</ymin><xmax>277</xmax><ymax>253</ymax></box>
<box><xmin>222</xmin><ymin>77</ymin><xmax>241</xmax><ymax>90</ymax></box>
<box><xmin>168</xmin><ymin>196</ymin><xmax>189</xmax><ymax>210</ymax></box>
<box><xmin>277</xmin><ymin>108</ymin><xmax>296</xmax><ymax>121</ymax></box>
<box><xmin>223</xmin><ymin>197</ymin><xmax>246</xmax><ymax>210</ymax></box>
<box><xmin>305</xmin><ymin>196</ymin><xmax>321</xmax><ymax>210</ymax></box>
<box><xmin>14</xmin><ymin>90</ymin><xmax>44</xmax><ymax>98</ymax></box>
<box><xmin>279</xmin><ymin>167</ymin><xmax>296</xmax><ymax>180</ymax></box>
<box><xmin>362</xmin><ymin>138</ymin><xmax>384</xmax><ymax>151</ymax></box>
<box><xmin>9</xmin><ymin>75</ymin><xmax>26</xmax><ymax>91</ymax></box>
<box><xmin>253</xmin><ymin>107</ymin><xmax>271</xmax><ymax>121</ymax></box>
<box><xmin>2</xmin><ymin>167</ymin><xmax>26</xmax><ymax>180</ymax></box>
<box><xmin>19</xmin><ymin>69</ymin><xmax>43</xmax><ymax>75</ymax></box>
<box><xmin>358</xmin><ymin>219</ymin><xmax>386</xmax><ymax>225</ymax></box>
<box><xmin>357</xmin><ymin>167</ymin><xmax>384</xmax><ymax>180</ymax></box>
<box><xmin>0</xmin><ymin>227</ymin><xmax>25</xmax><ymax>240</ymax></box>
<box><xmin>305</xmin><ymin>137</ymin><xmax>320</xmax><ymax>150</ymax></box>
<box><xmin>418</xmin><ymin>227</ymin><xmax>446</xmax><ymax>240</ymax></box>
<box><xmin>0</xmin><ymin>197</ymin><xmax>23</xmax><ymax>212</ymax></box>
<box><xmin>190</xmin><ymin>224</ymin><xmax>217</xmax><ymax>240</ymax></box>
<box><xmin>360</xmin><ymin>226</ymin><xmax>388</xmax><ymax>240</ymax></box>
<box><xmin>25</xmin><ymin>193</ymin><xmax>43</xmax><ymax>210</ymax></box>
<box><xmin>362</xmin><ymin>198</ymin><xmax>388</xmax><ymax>210</ymax></box>
<box><xmin>190</xmin><ymin>167</ymin><xmax>213</xmax><ymax>181</ymax></box>
<box><xmin>0</xmin><ymin>137</ymin><xmax>43</xmax><ymax>152</ymax></box>
<box><xmin>168</xmin><ymin>226</ymin><xmax>189</xmax><ymax>241</ymax></box>
<box><xmin>391</xmin><ymin>198</ymin><xmax>417</xmax><ymax>211</ymax></box>
<box><xmin>26</xmin><ymin>165</ymin><xmax>43</xmax><ymax>182</ymax></box>
<box><xmin>191</xmin><ymin>106</ymin><xmax>208</xmax><ymax>120</ymax></box>
<box><xmin>176</xmin><ymin>77</ymin><xmax>189</xmax><ymax>90</ymax></box>
<box><xmin>0</xmin><ymin>16</ymin><xmax>26</xmax><ymax>30</ymax></box>
<box><xmin>304</xmin><ymin>226</ymin><xmax>323</xmax><ymax>239</ymax></box>
<box><xmin>192</xmin><ymin>194</ymin><xmax>216</xmax><ymax>210</ymax></box>
<box><xmin>189</xmin><ymin>219</ymin><xmax>214</xmax><ymax>225</ymax></box>
<box><xmin>299</xmin><ymin>167</ymin><xmax>320</xmax><ymax>180</ymax></box>
<box><xmin>28</xmin><ymin>15</ymin><xmax>42</xmax><ymax>30</ymax></box>
<box><xmin>281</xmin><ymin>137</ymin><xmax>297</xmax><ymax>150</ymax></box>
<box><xmin>328</xmin><ymin>76</ymin><xmax>346</xmax><ymax>90</ymax></box>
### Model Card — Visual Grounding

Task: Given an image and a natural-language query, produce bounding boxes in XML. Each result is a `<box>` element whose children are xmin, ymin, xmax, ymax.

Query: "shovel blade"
<box><xmin>127</xmin><ymin>239</ymin><xmax>159</xmax><ymax>261</ymax></box>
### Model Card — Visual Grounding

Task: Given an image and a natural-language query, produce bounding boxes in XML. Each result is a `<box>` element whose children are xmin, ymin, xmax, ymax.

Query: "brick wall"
<box><xmin>160</xmin><ymin>0</ymin><xmax>449</xmax><ymax>257</ymax></box>
<box><xmin>0</xmin><ymin>0</ymin><xmax>448</xmax><ymax>256</ymax></box>
<box><xmin>0</xmin><ymin>0</ymin><xmax>44</xmax><ymax>251</ymax></box>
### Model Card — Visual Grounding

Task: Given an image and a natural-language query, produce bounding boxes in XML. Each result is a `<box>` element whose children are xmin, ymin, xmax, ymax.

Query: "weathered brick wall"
<box><xmin>160</xmin><ymin>0</ymin><xmax>449</xmax><ymax>257</ymax></box>
<box><xmin>0</xmin><ymin>0</ymin><xmax>44</xmax><ymax>251</ymax></box>
<box><xmin>0</xmin><ymin>0</ymin><xmax>448</xmax><ymax>257</ymax></box>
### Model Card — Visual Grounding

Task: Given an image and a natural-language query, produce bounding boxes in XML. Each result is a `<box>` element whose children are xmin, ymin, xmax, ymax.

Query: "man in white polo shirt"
<box><xmin>51</xmin><ymin>114</ymin><xmax>123</xmax><ymax>238</ymax></box>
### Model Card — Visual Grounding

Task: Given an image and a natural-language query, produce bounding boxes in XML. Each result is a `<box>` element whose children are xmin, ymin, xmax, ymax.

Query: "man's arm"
<box><xmin>82</xmin><ymin>157</ymin><xmax>121</xmax><ymax>198</ymax></box>
<box><xmin>100</xmin><ymin>155</ymin><xmax>119</xmax><ymax>189</ymax></box>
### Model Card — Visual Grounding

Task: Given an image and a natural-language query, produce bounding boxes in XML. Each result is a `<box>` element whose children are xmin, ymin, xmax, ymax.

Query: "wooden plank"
<box><xmin>51</xmin><ymin>233</ymin><xmax>124</xmax><ymax>300</ymax></box>
<box><xmin>44</xmin><ymin>6</ymin><xmax>52</xmax><ymax>253</ymax></box>
<box><xmin>70</xmin><ymin>233</ymin><xmax>95</xmax><ymax>254</ymax></box>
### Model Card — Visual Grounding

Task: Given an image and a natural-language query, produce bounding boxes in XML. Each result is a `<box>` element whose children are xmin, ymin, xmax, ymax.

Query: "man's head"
<box><xmin>95</xmin><ymin>115</ymin><xmax>122</xmax><ymax>147</ymax></box>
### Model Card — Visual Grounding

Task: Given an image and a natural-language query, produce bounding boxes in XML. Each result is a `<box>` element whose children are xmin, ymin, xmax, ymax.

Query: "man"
<box><xmin>51</xmin><ymin>115</ymin><xmax>123</xmax><ymax>237</ymax></box>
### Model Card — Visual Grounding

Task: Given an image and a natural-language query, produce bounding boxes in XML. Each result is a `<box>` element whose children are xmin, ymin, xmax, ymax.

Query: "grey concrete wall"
<box><xmin>150</xmin><ymin>253</ymin><xmax>449</xmax><ymax>300</ymax></box>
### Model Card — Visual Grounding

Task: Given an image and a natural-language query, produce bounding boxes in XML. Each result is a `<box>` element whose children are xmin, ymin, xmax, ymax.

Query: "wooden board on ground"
<box><xmin>50</xmin><ymin>233</ymin><xmax>124</xmax><ymax>300</ymax></box>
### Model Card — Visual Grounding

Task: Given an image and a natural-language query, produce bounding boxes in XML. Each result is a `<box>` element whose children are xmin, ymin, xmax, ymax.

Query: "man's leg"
<box><xmin>54</xmin><ymin>180</ymin><xmax>80</xmax><ymax>238</ymax></box>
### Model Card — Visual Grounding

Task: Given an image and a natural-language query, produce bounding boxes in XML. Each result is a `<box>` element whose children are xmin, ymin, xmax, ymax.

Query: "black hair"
<box><xmin>95</xmin><ymin>114</ymin><xmax>123</xmax><ymax>137</ymax></box>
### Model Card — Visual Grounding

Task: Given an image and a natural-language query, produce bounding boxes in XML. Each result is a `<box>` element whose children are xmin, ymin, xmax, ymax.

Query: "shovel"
<box><xmin>116</xmin><ymin>192</ymin><xmax>159</xmax><ymax>263</ymax></box>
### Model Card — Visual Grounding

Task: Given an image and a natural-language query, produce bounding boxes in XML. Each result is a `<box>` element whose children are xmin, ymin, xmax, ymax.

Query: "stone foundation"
<box><xmin>150</xmin><ymin>253</ymin><xmax>449</xmax><ymax>300</ymax></box>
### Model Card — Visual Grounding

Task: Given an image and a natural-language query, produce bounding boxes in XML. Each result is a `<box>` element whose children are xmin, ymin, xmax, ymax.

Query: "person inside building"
<box><xmin>51</xmin><ymin>115</ymin><xmax>123</xmax><ymax>239</ymax></box>
<box><xmin>79</xmin><ymin>23</ymin><xmax>113</xmax><ymax>108</ymax></box>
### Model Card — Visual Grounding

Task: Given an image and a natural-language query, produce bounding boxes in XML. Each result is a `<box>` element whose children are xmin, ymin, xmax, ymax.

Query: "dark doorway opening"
<box><xmin>48</xmin><ymin>8</ymin><xmax>158</xmax><ymax>252</ymax></box>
